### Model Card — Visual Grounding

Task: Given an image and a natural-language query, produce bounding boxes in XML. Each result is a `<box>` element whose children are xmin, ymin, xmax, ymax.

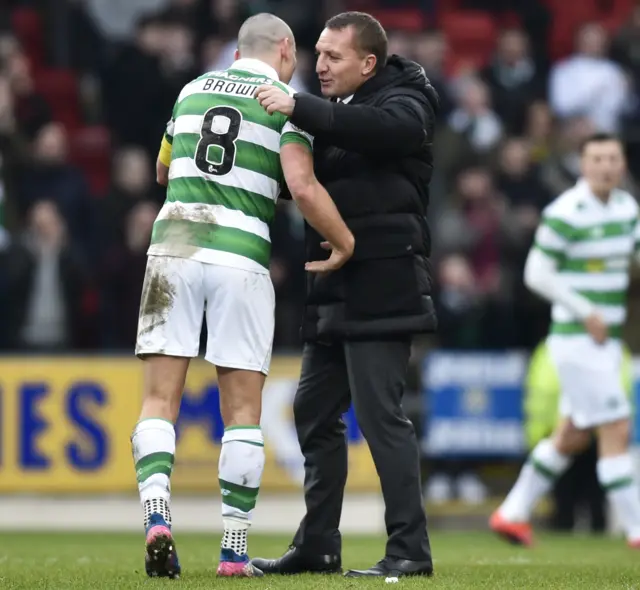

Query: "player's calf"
<box><xmin>216</xmin><ymin>425</ymin><xmax>265</xmax><ymax>574</ymax></box>
<box><xmin>214</xmin><ymin>367</ymin><xmax>266</xmax><ymax>573</ymax></box>
<box><xmin>597</xmin><ymin>419</ymin><xmax>640</xmax><ymax>545</ymax></box>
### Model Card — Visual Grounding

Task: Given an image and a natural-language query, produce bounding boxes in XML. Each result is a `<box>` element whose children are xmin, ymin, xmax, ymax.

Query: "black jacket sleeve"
<box><xmin>290</xmin><ymin>92</ymin><xmax>432</xmax><ymax>158</ymax></box>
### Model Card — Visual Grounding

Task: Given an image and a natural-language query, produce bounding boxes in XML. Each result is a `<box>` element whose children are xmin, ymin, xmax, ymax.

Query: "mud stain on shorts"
<box><xmin>138</xmin><ymin>263</ymin><xmax>177</xmax><ymax>337</ymax></box>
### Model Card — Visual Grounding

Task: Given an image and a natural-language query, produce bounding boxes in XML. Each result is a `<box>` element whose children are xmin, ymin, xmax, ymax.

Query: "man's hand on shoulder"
<box><xmin>256</xmin><ymin>85</ymin><xmax>295</xmax><ymax>116</ymax></box>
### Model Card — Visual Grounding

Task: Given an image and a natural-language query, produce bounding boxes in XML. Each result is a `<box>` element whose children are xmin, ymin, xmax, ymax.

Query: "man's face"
<box><xmin>498</xmin><ymin>30</ymin><xmax>527</xmax><ymax>64</ymax></box>
<box><xmin>315</xmin><ymin>26</ymin><xmax>374</xmax><ymax>98</ymax></box>
<box><xmin>577</xmin><ymin>24</ymin><xmax>607</xmax><ymax>58</ymax></box>
<box><xmin>581</xmin><ymin>140</ymin><xmax>625</xmax><ymax>194</ymax></box>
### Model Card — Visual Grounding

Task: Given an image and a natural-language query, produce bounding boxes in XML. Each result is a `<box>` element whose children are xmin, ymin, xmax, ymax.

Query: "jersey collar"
<box><xmin>576</xmin><ymin>178</ymin><xmax>617</xmax><ymax>208</ymax></box>
<box><xmin>230</xmin><ymin>58</ymin><xmax>279</xmax><ymax>81</ymax></box>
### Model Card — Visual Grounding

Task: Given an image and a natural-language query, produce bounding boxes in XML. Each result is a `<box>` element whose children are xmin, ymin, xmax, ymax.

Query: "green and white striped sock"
<box><xmin>598</xmin><ymin>454</ymin><xmax>640</xmax><ymax>541</ymax></box>
<box><xmin>219</xmin><ymin>426</ymin><xmax>264</xmax><ymax>556</ymax></box>
<box><xmin>131</xmin><ymin>418</ymin><xmax>175</xmax><ymax>527</ymax></box>
<box><xmin>500</xmin><ymin>438</ymin><xmax>570</xmax><ymax>522</ymax></box>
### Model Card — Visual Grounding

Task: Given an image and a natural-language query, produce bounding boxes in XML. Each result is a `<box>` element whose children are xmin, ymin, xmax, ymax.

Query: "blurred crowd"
<box><xmin>2</xmin><ymin>0</ymin><xmax>640</xmax><ymax>354</ymax></box>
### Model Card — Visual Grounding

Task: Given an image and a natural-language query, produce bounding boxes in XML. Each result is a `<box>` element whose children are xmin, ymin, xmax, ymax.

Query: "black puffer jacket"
<box><xmin>289</xmin><ymin>55</ymin><xmax>439</xmax><ymax>342</ymax></box>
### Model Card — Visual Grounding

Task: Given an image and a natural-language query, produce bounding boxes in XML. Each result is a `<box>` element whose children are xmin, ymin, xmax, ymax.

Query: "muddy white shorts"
<box><xmin>135</xmin><ymin>255</ymin><xmax>275</xmax><ymax>374</ymax></box>
<box><xmin>547</xmin><ymin>335</ymin><xmax>630</xmax><ymax>429</ymax></box>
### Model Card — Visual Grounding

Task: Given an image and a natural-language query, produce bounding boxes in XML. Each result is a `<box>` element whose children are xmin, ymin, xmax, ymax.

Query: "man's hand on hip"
<box><xmin>255</xmin><ymin>85</ymin><xmax>295</xmax><ymax>116</ymax></box>
<box><xmin>306</xmin><ymin>240</ymin><xmax>354</xmax><ymax>273</ymax></box>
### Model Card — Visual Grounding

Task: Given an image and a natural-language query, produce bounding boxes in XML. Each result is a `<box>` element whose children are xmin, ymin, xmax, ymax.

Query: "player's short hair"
<box><xmin>326</xmin><ymin>11</ymin><xmax>388</xmax><ymax>72</ymax></box>
<box><xmin>237</xmin><ymin>13</ymin><xmax>294</xmax><ymax>56</ymax></box>
<box><xmin>580</xmin><ymin>132</ymin><xmax>623</xmax><ymax>154</ymax></box>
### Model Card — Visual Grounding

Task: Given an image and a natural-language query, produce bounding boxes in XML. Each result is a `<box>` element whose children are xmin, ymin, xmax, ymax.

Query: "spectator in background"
<box><xmin>158</xmin><ymin>0</ymin><xmax>200</xmax><ymax>30</ymax></box>
<box><xmin>101</xmin><ymin>146</ymin><xmax>159</xmax><ymax>249</ymax></box>
<box><xmin>549</xmin><ymin>22</ymin><xmax>630</xmax><ymax>133</ymax></box>
<box><xmin>387</xmin><ymin>30</ymin><xmax>415</xmax><ymax>58</ymax></box>
<box><xmin>101</xmin><ymin>200</ymin><xmax>159</xmax><ymax>349</ymax></box>
<box><xmin>0</xmin><ymin>73</ymin><xmax>22</xmax><ymax>240</ymax></box>
<box><xmin>158</xmin><ymin>21</ymin><xmax>200</xmax><ymax>94</ymax></box>
<box><xmin>539</xmin><ymin>115</ymin><xmax>596</xmax><ymax>196</ymax></box>
<box><xmin>496</xmin><ymin>137</ymin><xmax>551</xmax><ymax>214</ymax></box>
<box><xmin>84</xmin><ymin>0</ymin><xmax>168</xmax><ymax>41</ymax></box>
<box><xmin>612</xmin><ymin>3</ymin><xmax>640</xmax><ymax>80</ymax></box>
<box><xmin>4</xmin><ymin>200</ymin><xmax>88</xmax><ymax>351</ymax></box>
<box><xmin>612</xmin><ymin>5</ymin><xmax>640</xmax><ymax>175</ymax></box>
<box><xmin>101</xmin><ymin>15</ymin><xmax>174</xmax><ymax>158</ymax></box>
<box><xmin>481</xmin><ymin>28</ymin><xmax>546</xmax><ymax>134</ymax></box>
<box><xmin>525</xmin><ymin>100</ymin><xmax>554</xmax><ymax>163</ymax></box>
<box><xmin>438</xmin><ymin>77</ymin><xmax>503</xmax><ymax>181</ymax></box>
<box><xmin>435</xmin><ymin>167</ymin><xmax>523</xmax><ymax>348</ymax></box>
<box><xmin>460</xmin><ymin>0</ymin><xmax>551</xmax><ymax>65</ymax></box>
<box><xmin>496</xmin><ymin>138</ymin><xmax>551</xmax><ymax>348</ymax></box>
<box><xmin>414</xmin><ymin>30</ymin><xmax>453</xmax><ymax>118</ymax></box>
<box><xmin>5</xmin><ymin>44</ymin><xmax>51</xmax><ymax>139</ymax></box>
<box><xmin>434</xmin><ymin>254</ymin><xmax>484</xmax><ymax>350</ymax></box>
<box><xmin>18</xmin><ymin>122</ymin><xmax>94</xmax><ymax>253</ymax></box>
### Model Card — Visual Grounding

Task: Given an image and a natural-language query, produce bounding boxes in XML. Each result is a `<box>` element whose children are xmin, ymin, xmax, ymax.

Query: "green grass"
<box><xmin>1</xmin><ymin>532</ymin><xmax>640</xmax><ymax>589</ymax></box>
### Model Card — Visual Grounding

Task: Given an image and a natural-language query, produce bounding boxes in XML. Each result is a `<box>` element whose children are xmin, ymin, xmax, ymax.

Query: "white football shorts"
<box><xmin>135</xmin><ymin>255</ymin><xmax>275</xmax><ymax>374</ymax></box>
<box><xmin>547</xmin><ymin>334</ymin><xmax>630</xmax><ymax>429</ymax></box>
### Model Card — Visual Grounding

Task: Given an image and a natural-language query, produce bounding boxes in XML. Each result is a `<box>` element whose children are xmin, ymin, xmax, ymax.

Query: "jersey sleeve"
<box><xmin>158</xmin><ymin>103</ymin><xmax>178</xmax><ymax>166</ymax></box>
<box><xmin>274</xmin><ymin>82</ymin><xmax>314</xmax><ymax>151</ymax></box>
<box><xmin>532</xmin><ymin>214</ymin><xmax>573</xmax><ymax>263</ymax></box>
<box><xmin>280</xmin><ymin>120</ymin><xmax>313</xmax><ymax>151</ymax></box>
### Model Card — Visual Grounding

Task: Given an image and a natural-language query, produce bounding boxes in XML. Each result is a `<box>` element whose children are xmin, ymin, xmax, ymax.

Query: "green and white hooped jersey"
<box><xmin>148</xmin><ymin>58</ymin><xmax>313</xmax><ymax>274</ymax></box>
<box><xmin>533</xmin><ymin>179</ymin><xmax>640</xmax><ymax>339</ymax></box>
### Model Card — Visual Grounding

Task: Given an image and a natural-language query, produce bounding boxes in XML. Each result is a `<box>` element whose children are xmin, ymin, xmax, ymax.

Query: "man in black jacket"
<box><xmin>254</xmin><ymin>11</ymin><xmax>438</xmax><ymax>578</ymax></box>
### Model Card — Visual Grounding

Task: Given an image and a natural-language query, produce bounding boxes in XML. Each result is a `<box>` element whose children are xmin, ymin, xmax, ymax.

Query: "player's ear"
<box><xmin>281</xmin><ymin>38</ymin><xmax>292</xmax><ymax>60</ymax></box>
<box><xmin>234</xmin><ymin>48</ymin><xmax>240</xmax><ymax>61</ymax></box>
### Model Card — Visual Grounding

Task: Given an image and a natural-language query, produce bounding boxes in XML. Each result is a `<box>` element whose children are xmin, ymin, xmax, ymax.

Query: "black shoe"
<box><xmin>344</xmin><ymin>557</ymin><xmax>433</xmax><ymax>578</ymax></box>
<box><xmin>250</xmin><ymin>545</ymin><xmax>341</xmax><ymax>575</ymax></box>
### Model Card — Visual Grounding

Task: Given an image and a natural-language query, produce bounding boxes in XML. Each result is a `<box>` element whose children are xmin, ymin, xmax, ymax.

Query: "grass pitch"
<box><xmin>0</xmin><ymin>531</ymin><xmax>639</xmax><ymax>589</ymax></box>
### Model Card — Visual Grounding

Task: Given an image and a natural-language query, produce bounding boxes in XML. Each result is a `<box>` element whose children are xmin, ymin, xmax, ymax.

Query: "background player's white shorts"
<box><xmin>547</xmin><ymin>335</ymin><xmax>630</xmax><ymax>429</ymax></box>
<box><xmin>135</xmin><ymin>255</ymin><xmax>275</xmax><ymax>374</ymax></box>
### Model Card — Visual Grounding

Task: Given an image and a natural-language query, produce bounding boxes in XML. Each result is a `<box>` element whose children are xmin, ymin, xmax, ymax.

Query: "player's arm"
<box><xmin>289</xmin><ymin>92</ymin><xmax>435</xmax><ymax>158</ymax></box>
<box><xmin>525</xmin><ymin>215</ymin><xmax>607</xmax><ymax>343</ymax></box>
<box><xmin>256</xmin><ymin>84</ymin><xmax>437</xmax><ymax>158</ymax></box>
<box><xmin>156</xmin><ymin>116</ymin><xmax>176</xmax><ymax>186</ymax></box>
<box><xmin>525</xmin><ymin>216</ymin><xmax>593</xmax><ymax>315</ymax></box>
<box><xmin>280</xmin><ymin>138</ymin><xmax>354</xmax><ymax>273</ymax></box>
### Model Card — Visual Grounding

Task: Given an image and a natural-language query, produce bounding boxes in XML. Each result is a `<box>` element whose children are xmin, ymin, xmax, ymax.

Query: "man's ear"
<box><xmin>362</xmin><ymin>54</ymin><xmax>377</xmax><ymax>76</ymax></box>
<box><xmin>234</xmin><ymin>48</ymin><xmax>240</xmax><ymax>61</ymax></box>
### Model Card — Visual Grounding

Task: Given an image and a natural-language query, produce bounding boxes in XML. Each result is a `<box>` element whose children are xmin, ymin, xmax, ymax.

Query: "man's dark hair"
<box><xmin>580</xmin><ymin>132</ymin><xmax>623</xmax><ymax>154</ymax></box>
<box><xmin>326</xmin><ymin>11</ymin><xmax>388</xmax><ymax>72</ymax></box>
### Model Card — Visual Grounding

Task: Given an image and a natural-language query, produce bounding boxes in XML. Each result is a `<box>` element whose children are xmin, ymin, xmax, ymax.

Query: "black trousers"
<box><xmin>550</xmin><ymin>439</ymin><xmax>605</xmax><ymax>533</ymax></box>
<box><xmin>291</xmin><ymin>340</ymin><xmax>431</xmax><ymax>563</ymax></box>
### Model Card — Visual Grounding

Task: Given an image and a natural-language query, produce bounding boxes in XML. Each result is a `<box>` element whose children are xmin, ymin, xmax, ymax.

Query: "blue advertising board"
<box><xmin>421</xmin><ymin>352</ymin><xmax>528</xmax><ymax>458</ymax></box>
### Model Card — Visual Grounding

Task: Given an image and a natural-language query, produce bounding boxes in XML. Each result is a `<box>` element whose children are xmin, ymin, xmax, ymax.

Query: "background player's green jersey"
<box><xmin>148</xmin><ymin>58</ymin><xmax>312</xmax><ymax>274</ymax></box>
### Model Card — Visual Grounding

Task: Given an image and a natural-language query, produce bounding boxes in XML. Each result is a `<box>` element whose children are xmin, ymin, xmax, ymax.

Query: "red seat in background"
<box><xmin>69</xmin><ymin>125</ymin><xmax>112</xmax><ymax>198</ymax></box>
<box><xmin>35</xmin><ymin>68</ymin><xmax>81</xmax><ymax>132</ymax></box>
<box><xmin>441</xmin><ymin>11</ymin><xmax>498</xmax><ymax>70</ymax></box>
<box><xmin>11</xmin><ymin>8</ymin><xmax>45</xmax><ymax>71</ymax></box>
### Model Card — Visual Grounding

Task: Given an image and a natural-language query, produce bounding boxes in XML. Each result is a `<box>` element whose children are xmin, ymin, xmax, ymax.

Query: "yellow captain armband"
<box><xmin>158</xmin><ymin>136</ymin><xmax>172</xmax><ymax>167</ymax></box>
